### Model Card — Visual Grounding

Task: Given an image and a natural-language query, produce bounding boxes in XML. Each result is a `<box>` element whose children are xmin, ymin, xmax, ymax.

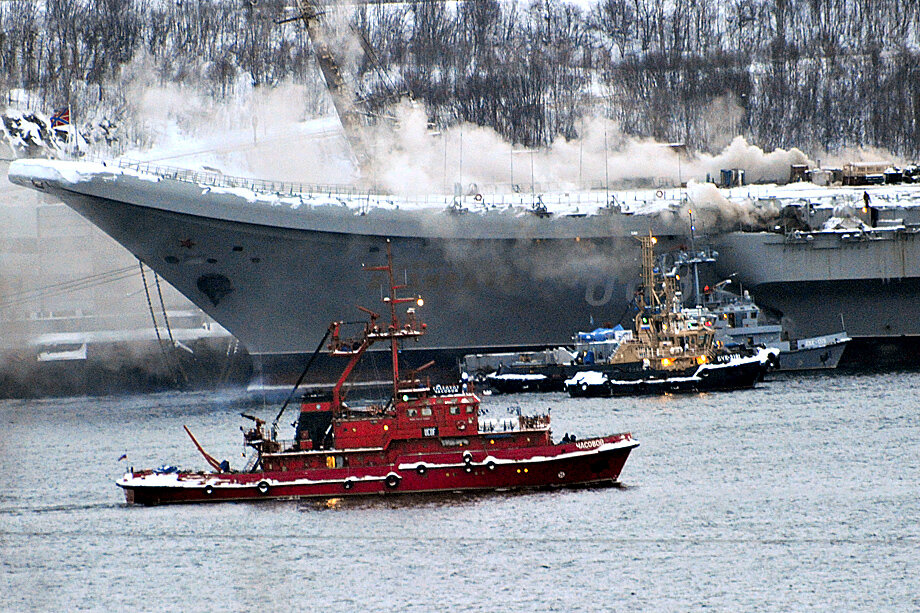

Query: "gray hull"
<box><xmin>714</xmin><ymin>231</ymin><xmax>920</xmax><ymax>340</ymax></box>
<box><xmin>778</xmin><ymin>341</ymin><xmax>848</xmax><ymax>371</ymax></box>
<box><xmin>9</xmin><ymin>161</ymin><xmax>679</xmax><ymax>357</ymax></box>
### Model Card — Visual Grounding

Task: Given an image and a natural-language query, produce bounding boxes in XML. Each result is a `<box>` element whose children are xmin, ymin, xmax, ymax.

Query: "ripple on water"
<box><xmin>1</xmin><ymin>371</ymin><xmax>919</xmax><ymax>611</ymax></box>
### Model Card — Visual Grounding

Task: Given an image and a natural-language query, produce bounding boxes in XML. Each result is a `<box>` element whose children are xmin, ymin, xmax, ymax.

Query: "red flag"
<box><xmin>50</xmin><ymin>107</ymin><xmax>70</xmax><ymax>127</ymax></box>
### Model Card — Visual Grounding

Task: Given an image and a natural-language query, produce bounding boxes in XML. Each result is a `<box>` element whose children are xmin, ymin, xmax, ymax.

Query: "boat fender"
<box><xmin>204</xmin><ymin>485</ymin><xmax>214</xmax><ymax>496</ymax></box>
<box><xmin>343</xmin><ymin>479</ymin><xmax>354</xmax><ymax>490</ymax></box>
<box><xmin>257</xmin><ymin>480</ymin><xmax>270</xmax><ymax>495</ymax></box>
<box><xmin>416</xmin><ymin>464</ymin><xmax>428</xmax><ymax>476</ymax></box>
<box><xmin>486</xmin><ymin>460</ymin><xmax>496</xmax><ymax>471</ymax></box>
<box><xmin>462</xmin><ymin>451</ymin><xmax>473</xmax><ymax>464</ymax></box>
<box><xmin>464</xmin><ymin>464</ymin><xmax>473</xmax><ymax>473</ymax></box>
<box><xmin>385</xmin><ymin>474</ymin><xmax>400</xmax><ymax>489</ymax></box>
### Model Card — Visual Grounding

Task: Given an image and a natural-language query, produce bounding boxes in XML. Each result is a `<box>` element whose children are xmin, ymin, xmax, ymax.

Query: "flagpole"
<box><xmin>68</xmin><ymin>103</ymin><xmax>75</xmax><ymax>157</ymax></box>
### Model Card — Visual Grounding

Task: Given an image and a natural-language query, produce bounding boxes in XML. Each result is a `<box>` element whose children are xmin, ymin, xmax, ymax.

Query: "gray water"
<box><xmin>1</xmin><ymin>371</ymin><xmax>918</xmax><ymax>612</ymax></box>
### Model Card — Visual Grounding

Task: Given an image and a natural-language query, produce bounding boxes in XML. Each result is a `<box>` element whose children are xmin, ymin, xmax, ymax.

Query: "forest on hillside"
<box><xmin>1</xmin><ymin>0</ymin><xmax>919</xmax><ymax>157</ymax></box>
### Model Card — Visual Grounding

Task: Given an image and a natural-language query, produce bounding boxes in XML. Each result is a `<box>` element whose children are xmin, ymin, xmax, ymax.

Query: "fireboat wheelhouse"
<box><xmin>117</xmin><ymin>243</ymin><xmax>638</xmax><ymax>505</ymax></box>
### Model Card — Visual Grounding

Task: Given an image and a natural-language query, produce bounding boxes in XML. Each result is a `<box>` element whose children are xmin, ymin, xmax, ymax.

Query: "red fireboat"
<box><xmin>117</xmin><ymin>243</ymin><xmax>638</xmax><ymax>505</ymax></box>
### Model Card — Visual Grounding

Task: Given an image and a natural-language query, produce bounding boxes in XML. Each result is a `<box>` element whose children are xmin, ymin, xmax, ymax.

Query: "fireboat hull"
<box><xmin>117</xmin><ymin>434</ymin><xmax>637</xmax><ymax>505</ymax></box>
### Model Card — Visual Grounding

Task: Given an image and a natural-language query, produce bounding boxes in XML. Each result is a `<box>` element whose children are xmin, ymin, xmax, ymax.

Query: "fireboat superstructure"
<box><xmin>117</xmin><ymin>244</ymin><xmax>638</xmax><ymax>505</ymax></box>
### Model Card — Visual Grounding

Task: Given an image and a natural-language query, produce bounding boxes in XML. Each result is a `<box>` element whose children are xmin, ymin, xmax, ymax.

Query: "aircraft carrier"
<box><xmin>713</xmin><ymin>196</ymin><xmax>920</xmax><ymax>367</ymax></box>
<box><xmin>8</xmin><ymin>158</ymin><xmax>920</xmax><ymax>379</ymax></box>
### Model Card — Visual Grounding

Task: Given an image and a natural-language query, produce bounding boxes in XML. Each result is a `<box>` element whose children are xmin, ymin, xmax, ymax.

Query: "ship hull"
<box><xmin>10</xmin><ymin>161</ymin><xmax>680</xmax><ymax>371</ymax></box>
<box><xmin>714</xmin><ymin>232</ymin><xmax>920</xmax><ymax>342</ymax></box>
<box><xmin>12</xmin><ymin>160</ymin><xmax>920</xmax><ymax>375</ymax></box>
<box><xmin>778</xmin><ymin>339</ymin><xmax>848</xmax><ymax>371</ymax></box>
<box><xmin>117</xmin><ymin>435</ymin><xmax>637</xmax><ymax>505</ymax></box>
<box><xmin>565</xmin><ymin>354</ymin><xmax>766</xmax><ymax>397</ymax></box>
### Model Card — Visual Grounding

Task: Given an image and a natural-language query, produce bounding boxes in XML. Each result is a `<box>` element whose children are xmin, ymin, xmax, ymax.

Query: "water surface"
<box><xmin>2</xmin><ymin>371</ymin><xmax>918</xmax><ymax>611</ymax></box>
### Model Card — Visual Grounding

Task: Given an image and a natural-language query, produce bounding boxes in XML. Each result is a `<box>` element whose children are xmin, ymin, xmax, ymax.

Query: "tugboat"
<box><xmin>463</xmin><ymin>234</ymin><xmax>769</xmax><ymax>397</ymax></box>
<box><xmin>117</xmin><ymin>243</ymin><xmax>638</xmax><ymax>505</ymax></box>
<box><xmin>564</xmin><ymin>234</ymin><xmax>770</xmax><ymax>397</ymax></box>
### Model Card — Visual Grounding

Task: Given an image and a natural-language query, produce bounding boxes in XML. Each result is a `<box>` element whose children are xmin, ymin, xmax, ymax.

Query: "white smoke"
<box><xmin>362</xmin><ymin>104</ymin><xmax>815</xmax><ymax>195</ymax></box>
<box><xmin>683</xmin><ymin>180</ymin><xmax>783</xmax><ymax>232</ymax></box>
<box><xmin>691</xmin><ymin>136</ymin><xmax>813</xmax><ymax>184</ymax></box>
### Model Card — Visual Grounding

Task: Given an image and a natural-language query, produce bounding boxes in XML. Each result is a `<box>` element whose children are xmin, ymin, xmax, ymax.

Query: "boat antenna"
<box><xmin>363</xmin><ymin>239</ymin><xmax>423</xmax><ymax>400</ymax></box>
<box><xmin>272</xmin><ymin>323</ymin><xmax>334</xmax><ymax>434</ymax></box>
<box><xmin>688</xmin><ymin>207</ymin><xmax>701</xmax><ymax>306</ymax></box>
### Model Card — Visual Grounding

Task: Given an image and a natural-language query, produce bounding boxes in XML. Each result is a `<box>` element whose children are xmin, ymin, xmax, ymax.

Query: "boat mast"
<box><xmin>363</xmin><ymin>240</ymin><xmax>423</xmax><ymax>400</ymax></box>
<box><xmin>688</xmin><ymin>208</ymin><xmax>701</xmax><ymax>307</ymax></box>
<box><xmin>384</xmin><ymin>243</ymin><xmax>402</xmax><ymax>399</ymax></box>
<box><xmin>639</xmin><ymin>232</ymin><xmax>660</xmax><ymax>310</ymax></box>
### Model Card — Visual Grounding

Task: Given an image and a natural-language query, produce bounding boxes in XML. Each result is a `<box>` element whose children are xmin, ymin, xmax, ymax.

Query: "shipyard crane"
<box><xmin>277</xmin><ymin>0</ymin><xmax>476</xmax><ymax>179</ymax></box>
<box><xmin>278</xmin><ymin>0</ymin><xmax>371</xmax><ymax>169</ymax></box>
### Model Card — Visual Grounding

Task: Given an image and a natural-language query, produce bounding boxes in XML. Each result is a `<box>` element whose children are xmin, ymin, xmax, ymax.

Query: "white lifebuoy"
<box><xmin>474</xmin><ymin>193</ymin><xmax>483</xmax><ymax>202</ymax></box>
<box><xmin>656</xmin><ymin>190</ymin><xmax>664</xmax><ymax>198</ymax></box>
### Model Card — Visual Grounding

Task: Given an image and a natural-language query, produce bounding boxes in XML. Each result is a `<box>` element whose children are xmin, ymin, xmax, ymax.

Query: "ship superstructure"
<box><xmin>713</xmin><ymin>194</ymin><xmax>920</xmax><ymax>348</ymax></box>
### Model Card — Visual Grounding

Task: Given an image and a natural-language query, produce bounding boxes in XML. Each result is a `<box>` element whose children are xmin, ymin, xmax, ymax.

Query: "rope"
<box><xmin>154</xmin><ymin>271</ymin><xmax>189</xmax><ymax>386</ymax></box>
<box><xmin>216</xmin><ymin>338</ymin><xmax>240</xmax><ymax>388</ymax></box>
<box><xmin>139</xmin><ymin>261</ymin><xmax>178</xmax><ymax>387</ymax></box>
<box><xmin>0</xmin><ymin>265</ymin><xmax>139</xmax><ymax>311</ymax></box>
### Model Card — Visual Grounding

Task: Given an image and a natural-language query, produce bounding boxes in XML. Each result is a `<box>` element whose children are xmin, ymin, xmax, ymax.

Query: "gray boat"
<box><xmin>694</xmin><ymin>286</ymin><xmax>850</xmax><ymax>371</ymax></box>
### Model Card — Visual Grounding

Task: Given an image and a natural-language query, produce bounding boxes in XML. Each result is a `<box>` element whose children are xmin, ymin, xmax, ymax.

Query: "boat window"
<box><xmin>421</xmin><ymin>407</ymin><xmax>432</xmax><ymax>417</ymax></box>
<box><xmin>449</xmin><ymin>406</ymin><xmax>460</xmax><ymax>415</ymax></box>
<box><xmin>465</xmin><ymin>406</ymin><xmax>474</xmax><ymax>414</ymax></box>
<box><xmin>407</xmin><ymin>408</ymin><xmax>418</xmax><ymax>417</ymax></box>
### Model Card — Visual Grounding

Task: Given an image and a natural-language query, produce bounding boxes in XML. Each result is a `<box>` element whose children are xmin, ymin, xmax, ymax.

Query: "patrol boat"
<box><xmin>116</xmin><ymin>244</ymin><xmax>638</xmax><ymax>505</ymax></box>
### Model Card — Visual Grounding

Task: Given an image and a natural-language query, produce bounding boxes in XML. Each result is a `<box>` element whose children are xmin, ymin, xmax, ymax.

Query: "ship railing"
<box><xmin>273</xmin><ymin>439</ymin><xmax>301</xmax><ymax>452</ymax></box>
<box><xmin>520</xmin><ymin>414</ymin><xmax>551</xmax><ymax>430</ymax></box>
<box><xmin>116</xmin><ymin>158</ymin><xmax>373</xmax><ymax>198</ymax></box>
<box><xmin>478</xmin><ymin>413</ymin><xmax>550</xmax><ymax>433</ymax></box>
<box><xmin>112</xmin><ymin>159</ymin><xmax>661</xmax><ymax>210</ymax></box>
